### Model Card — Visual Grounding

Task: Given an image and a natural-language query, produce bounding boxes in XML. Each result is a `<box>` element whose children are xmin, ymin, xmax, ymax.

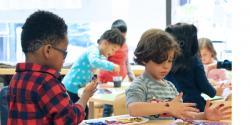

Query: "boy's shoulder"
<box><xmin>128</xmin><ymin>75</ymin><xmax>147</xmax><ymax>88</ymax></box>
<box><xmin>129</xmin><ymin>73</ymin><xmax>155</xmax><ymax>89</ymax></box>
<box><xmin>132</xmin><ymin>74</ymin><xmax>150</xmax><ymax>84</ymax></box>
<box><xmin>15</xmin><ymin>63</ymin><xmax>61</xmax><ymax>79</ymax></box>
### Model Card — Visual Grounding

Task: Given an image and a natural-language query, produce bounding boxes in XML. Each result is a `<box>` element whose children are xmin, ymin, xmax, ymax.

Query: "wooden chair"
<box><xmin>113</xmin><ymin>92</ymin><xmax>128</xmax><ymax>116</ymax></box>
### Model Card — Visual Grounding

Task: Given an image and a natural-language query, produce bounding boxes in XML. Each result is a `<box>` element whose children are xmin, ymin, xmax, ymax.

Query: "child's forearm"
<box><xmin>128</xmin><ymin>102</ymin><xmax>169</xmax><ymax>117</ymax></box>
<box><xmin>77</xmin><ymin>95</ymin><xmax>89</xmax><ymax>111</ymax></box>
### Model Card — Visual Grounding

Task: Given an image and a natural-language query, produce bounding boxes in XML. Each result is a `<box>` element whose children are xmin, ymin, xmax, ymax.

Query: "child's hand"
<box><xmin>215</xmin><ymin>83</ymin><xmax>225</xmax><ymax>96</ymax></box>
<box><xmin>205</xmin><ymin>101</ymin><xmax>232</xmax><ymax>120</ymax></box>
<box><xmin>167</xmin><ymin>93</ymin><xmax>199</xmax><ymax>119</ymax></box>
<box><xmin>113</xmin><ymin>64</ymin><xmax>120</xmax><ymax>73</ymax></box>
<box><xmin>77</xmin><ymin>80</ymin><xmax>98</xmax><ymax>109</ymax></box>
<box><xmin>82</xmin><ymin>80</ymin><xmax>98</xmax><ymax>99</ymax></box>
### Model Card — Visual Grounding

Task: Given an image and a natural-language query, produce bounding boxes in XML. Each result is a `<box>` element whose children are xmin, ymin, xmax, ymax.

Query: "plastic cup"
<box><xmin>113</xmin><ymin>76</ymin><xmax>122</xmax><ymax>87</ymax></box>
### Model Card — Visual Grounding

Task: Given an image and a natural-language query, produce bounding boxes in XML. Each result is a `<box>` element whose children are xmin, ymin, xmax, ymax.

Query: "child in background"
<box><xmin>99</xmin><ymin>19</ymin><xmax>135</xmax><ymax>83</ymax></box>
<box><xmin>7</xmin><ymin>10</ymin><xmax>97</xmax><ymax>124</ymax></box>
<box><xmin>126</xmin><ymin>29</ymin><xmax>231</xmax><ymax>120</ymax></box>
<box><xmin>198</xmin><ymin>38</ymin><xmax>217</xmax><ymax>71</ymax></box>
<box><xmin>199</xmin><ymin>38</ymin><xmax>232</xmax><ymax>97</ymax></box>
<box><xmin>165</xmin><ymin>23</ymin><xmax>225</xmax><ymax>112</ymax></box>
<box><xmin>199</xmin><ymin>38</ymin><xmax>232</xmax><ymax>77</ymax></box>
<box><xmin>199</xmin><ymin>38</ymin><xmax>232</xmax><ymax>73</ymax></box>
<box><xmin>199</xmin><ymin>38</ymin><xmax>224</xmax><ymax>81</ymax></box>
<box><xmin>98</xmin><ymin>19</ymin><xmax>135</xmax><ymax>117</ymax></box>
<box><xmin>62</xmin><ymin>29</ymin><xmax>124</xmax><ymax>103</ymax></box>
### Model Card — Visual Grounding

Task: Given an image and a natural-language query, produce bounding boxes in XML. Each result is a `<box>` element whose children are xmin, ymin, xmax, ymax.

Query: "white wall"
<box><xmin>116</xmin><ymin>0</ymin><xmax>166</xmax><ymax>62</ymax></box>
<box><xmin>0</xmin><ymin>0</ymin><xmax>166</xmax><ymax>63</ymax></box>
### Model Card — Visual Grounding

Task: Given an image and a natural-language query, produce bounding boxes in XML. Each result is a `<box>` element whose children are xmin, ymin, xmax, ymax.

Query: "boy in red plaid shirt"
<box><xmin>7</xmin><ymin>10</ymin><xmax>97</xmax><ymax>125</ymax></box>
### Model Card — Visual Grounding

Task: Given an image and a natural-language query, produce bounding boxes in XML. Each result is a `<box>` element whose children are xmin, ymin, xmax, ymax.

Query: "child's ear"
<box><xmin>42</xmin><ymin>44</ymin><xmax>52</xmax><ymax>59</ymax></box>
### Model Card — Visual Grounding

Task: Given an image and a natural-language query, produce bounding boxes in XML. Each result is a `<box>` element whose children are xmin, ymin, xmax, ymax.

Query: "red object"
<box><xmin>99</xmin><ymin>43</ymin><xmax>128</xmax><ymax>83</ymax></box>
<box><xmin>8</xmin><ymin>63</ymin><xmax>85</xmax><ymax>124</ymax></box>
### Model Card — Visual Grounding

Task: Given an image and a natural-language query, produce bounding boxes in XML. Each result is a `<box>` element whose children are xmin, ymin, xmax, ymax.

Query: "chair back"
<box><xmin>113</xmin><ymin>92</ymin><xmax>128</xmax><ymax>115</ymax></box>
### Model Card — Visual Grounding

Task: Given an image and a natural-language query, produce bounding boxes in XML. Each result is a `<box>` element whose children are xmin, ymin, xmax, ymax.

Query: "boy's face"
<box><xmin>101</xmin><ymin>40</ymin><xmax>121</xmax><ymax>57</ymax></box>
<box><xmin>200</xmin><ymin>48</ymin><xmax>214</xmax><ymax>65</ymax></box>
<box><xmin>145</xmin><ymin>50</ymin><xmax>174</xmax><ymax>80</ymax></box>
<box><xmin>45</xmin><ymin>37</ymin><xmax>68</xmax><ymax>71</ymax></box>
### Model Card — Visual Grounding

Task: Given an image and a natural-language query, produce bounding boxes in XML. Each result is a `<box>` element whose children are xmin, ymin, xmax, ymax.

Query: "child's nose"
<box><xmin>162</xmin><ymin>63</ymin><xmax>169</xmax><ymax>69</ymax></box>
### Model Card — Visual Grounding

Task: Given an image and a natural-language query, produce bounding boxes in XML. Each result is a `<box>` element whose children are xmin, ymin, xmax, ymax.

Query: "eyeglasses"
<box><xmin>52</xmin><ymin>46</ymin><xmax>68</xmax><ymax>59</ymax></box>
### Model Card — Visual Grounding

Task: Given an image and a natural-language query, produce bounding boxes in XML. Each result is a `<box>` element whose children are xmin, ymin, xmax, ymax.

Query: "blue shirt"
<box><xmin>165</xmin><ymin>56</ymin><xmax>216</xmax><ymax>111</ymax></box>
<box><xmin>63</xmin><ymin>45</ymin><xmax>114</xmax><ymax>94</ymax></box>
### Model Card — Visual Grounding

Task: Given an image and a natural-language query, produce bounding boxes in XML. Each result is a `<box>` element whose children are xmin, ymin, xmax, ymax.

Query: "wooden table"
<box><xmin>0</xmin><ymin>68</ymin><xmax>69</xmax><ymax>86</ymax></box>
<box><xmin>78</xmin><ymin>82</ymin><xmax>131</xmax><ymax>119</ymax></box>
<box><xmin>0</xmin><ymin>68</ymin><xmax>69</xmax><ymax>75</ymax></box>
<box><xmin>0</xmin><ymin>65</ymin><xmax>144</xmax><ymax>75</ymax></box>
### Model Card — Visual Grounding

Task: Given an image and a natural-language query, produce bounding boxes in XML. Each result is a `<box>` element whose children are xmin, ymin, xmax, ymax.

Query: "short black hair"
<box><xmin>165</xmin><ymin>23</ymin><xmax>199</xmax><ymax>72</ymax></box>
<box><xmin>111</xmin><ymin>19</ymin><xmax>127</xmax><ymax>33</ymax></box>
<box><xmin>21</xmin><ymin>10</ymin><xmax>67</xmax><ymax>53</ymax></box>
<box><xmin>98</xmin><ymin>29</ymin><xmax>125</xmax><ymax>46</ymax></box>
<box><xmin>134</xmin><ymin>29</ymin><xmax>180</xmax><ymax>65</ymax></box>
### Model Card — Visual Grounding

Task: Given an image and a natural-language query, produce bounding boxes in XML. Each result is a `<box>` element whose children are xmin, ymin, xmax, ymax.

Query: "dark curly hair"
<box><xmin>97</xmin><ymin>28</ymin><xmax>125</xmax><ymax>46</ymax></box>
<box><xmin>21</xmin><ymin>10</ymin><xmax>67</xmax><ymax>53</ymax></box>
<box><xmin>111</xmin><ymin>19</ymin><xmax>127</xmax><ymax>33</ymax></box>
<box><xmin>134</xmin><ymin>29</ymin><xmax>180</xmax><ymax>65</ymax></box>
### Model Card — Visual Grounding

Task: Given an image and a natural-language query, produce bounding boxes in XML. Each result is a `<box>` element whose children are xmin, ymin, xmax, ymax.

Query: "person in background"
<box><xmin>165</xmin><ymin>23</ymin><xmax>224</xmax><ymax>112</ymax></box>
<box><xmin>206</xmin><ymin>60</ymin><xmax>232</xmax><ymax>73</ymax></box>
<box><xmin>126</xmin><ymin>28</ymin><xmax>231</xmax><ymax>120</ymax></box>
<box><xmin>98</xmin><ymin>19</ymin><xmax>135</xmax><ymax>117</ymax></box>
<box><xmin>199</xmin><ymin>38</ymin><xmax>232</xmax><ymax>72</ymax></box>
<box><xmin>7</xmin><ymin>10</ymin><xmax>97</xmax><ymax>124</ymax></box>
<box><xmin>199</xmin><ymin>37</ymin><xmax>232</xmax><ymax>97</ymax></box>
<box><xmin>99</xmin><ymin>19</ymin><xmax>135</xmax><ymax>83</ymax></box>
<box><xmin>198</xmin><ymin>38</ymin><xmax>217</xmax><ymax>70</ymax></box>
<box><xmin>199</xmin><ymin>37</ymin><xmax>220</xmax><ymax>81</ymax></box>
<box><xmin>62</xmin><ymin>29</ymin><xmax>124</xmax><ymax>118</ymax></box>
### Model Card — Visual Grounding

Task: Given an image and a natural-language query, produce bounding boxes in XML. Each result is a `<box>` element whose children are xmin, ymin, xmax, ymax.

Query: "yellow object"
<box><xmin>131</xmin><ymin>65</ymin><xmax>144</xmax><ymax>77</ymax></box>
<box><xmin>132</xmin><ymin>69</ymin><xmax>144</xmax><ymax>77</ymax></box>
<box><xmin>113</xmin><ymin>92</ymin><xmax>128</xmax><ymax>115</ymax></box>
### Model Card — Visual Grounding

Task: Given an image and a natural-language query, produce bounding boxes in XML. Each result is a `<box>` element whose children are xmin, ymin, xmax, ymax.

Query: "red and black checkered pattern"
<box><xmin>7</xmin><ymin>63</ymin><xmax>85</xmax><ymax>125</ymax></box>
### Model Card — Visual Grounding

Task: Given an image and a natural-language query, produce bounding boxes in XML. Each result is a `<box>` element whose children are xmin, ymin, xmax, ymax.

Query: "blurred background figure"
<box><xmin>199</xmin><ymin>38</ymin><xmax>231</xmax><ymax>82</ymax></box>
<box><xmin>199</xmin><ymin>37</ymin><xmax>232</xmax><ymax>98</ymax></box>
<box><xmin>165</xmin><ymin>23</ymin><xmax>224</xmax><ymax>112</ymax></box>
<box><xmin>98</xmin><ymin>19</ymin><xmax>135</xmax><ymax>117</ymax></box>
<box><xmin>99</xmin><ymin>19</ymin><xmax>135</xmax><ymax>83</ymax></box>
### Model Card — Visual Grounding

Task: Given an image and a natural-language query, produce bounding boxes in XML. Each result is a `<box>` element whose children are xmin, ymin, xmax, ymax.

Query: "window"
<box><xmin>172</xmin><ymin>0</ymin><xmax>232</xmax><ymax>61</ymax></box>
<box><xmin>0</xmin><ymin>0</ymin><xmax>166</xmax><ymax>65</ymax></box>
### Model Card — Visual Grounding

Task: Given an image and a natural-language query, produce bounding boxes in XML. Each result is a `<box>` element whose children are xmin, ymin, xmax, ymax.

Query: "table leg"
<box><xmin>88</xmin><ymin>101</ymin><xmax>94</xmax><ymax>119</ymax></box>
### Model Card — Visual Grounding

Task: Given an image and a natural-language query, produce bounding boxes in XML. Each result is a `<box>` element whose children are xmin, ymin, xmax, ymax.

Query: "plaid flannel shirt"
<box><xmin>7</xmin><ymin>63</ymin><xmax>85</xmax><ymax>125</ymax></box>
